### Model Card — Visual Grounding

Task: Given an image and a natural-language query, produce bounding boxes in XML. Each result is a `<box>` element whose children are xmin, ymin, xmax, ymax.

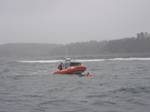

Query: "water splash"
<box><xmin>18</xmin><ymin>57</ymin><xmax>150</xmax><ymax>63</ymax></box>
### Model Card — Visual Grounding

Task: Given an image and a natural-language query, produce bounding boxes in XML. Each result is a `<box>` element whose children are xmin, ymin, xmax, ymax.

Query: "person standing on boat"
<box><xmin>58</xmin><ymin>62</ymin><xmax>63</xmax><ymax>70</ymax></box>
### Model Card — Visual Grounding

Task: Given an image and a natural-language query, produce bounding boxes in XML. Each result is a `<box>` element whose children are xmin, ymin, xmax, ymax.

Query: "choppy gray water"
<box><xmin>0</xmin><ymin>58</ymin><xmax>150</xmax><ymax>112</ymax></box>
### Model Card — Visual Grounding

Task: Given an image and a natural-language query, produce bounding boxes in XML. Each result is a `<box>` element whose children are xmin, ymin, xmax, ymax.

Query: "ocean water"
<box><xmin>0</xmin><ymin>58</ymin><xmax>150</xmax><ymax>112</ymax></box>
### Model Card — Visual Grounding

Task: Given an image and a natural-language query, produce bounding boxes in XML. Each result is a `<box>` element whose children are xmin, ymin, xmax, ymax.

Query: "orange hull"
<box><xmin>53</xmin><ymin>66</ymin><xmax>86</xmax><ymax>74</ymax></box>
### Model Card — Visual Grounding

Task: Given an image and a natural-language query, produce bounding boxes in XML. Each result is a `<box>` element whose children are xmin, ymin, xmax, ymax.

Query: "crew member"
<box><xmin>58</xmin><ymin>62</ymin><xmax>63</xmax><ymax>70</ymax></box>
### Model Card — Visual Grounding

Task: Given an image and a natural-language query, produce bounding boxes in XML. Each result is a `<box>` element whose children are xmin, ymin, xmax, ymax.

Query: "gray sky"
<box><xmin>0</xmin><ymin>0</ymin><xmax>150</xmax><ymax>44</ymax></box>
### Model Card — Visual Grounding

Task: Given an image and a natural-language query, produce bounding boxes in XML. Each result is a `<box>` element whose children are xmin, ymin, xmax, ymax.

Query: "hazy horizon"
<box><xmin>0</xmin><ymin>0</ymin><xmax>150</xmax><ymax>44</ymax></box>
<box><xmin>0</xmin><ymin>32</ymin><xmax>145</xmax><ymax>45</ymax></box>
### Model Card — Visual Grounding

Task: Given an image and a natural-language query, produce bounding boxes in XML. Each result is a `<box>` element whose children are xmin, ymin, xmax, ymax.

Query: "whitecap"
<box><xmin>18</xmin><ymin>57</ymin><xmax>150</xmax><ymax>63</ymax></box>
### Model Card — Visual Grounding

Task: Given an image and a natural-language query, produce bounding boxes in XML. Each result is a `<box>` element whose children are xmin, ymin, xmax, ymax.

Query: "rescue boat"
<box><xmin>53</xmin><ymin>61</ymin><xmax>87</xmax><ymax>74</ymax></box>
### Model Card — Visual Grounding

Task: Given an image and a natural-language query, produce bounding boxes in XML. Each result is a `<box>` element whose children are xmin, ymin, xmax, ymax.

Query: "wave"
<box><xmin>107</xmin><ymin>57</ymin><xmax>150</xmax><ymax>61</ymax></box>
<box><xmin>18</xmin><ymin>60</ymin><xmax>62</xmax><ymax>63</ymax></box>
<box><xmin>18</xmin><ymin>57</ymin><xmax>150</xmax><ymax>63</ymax></box>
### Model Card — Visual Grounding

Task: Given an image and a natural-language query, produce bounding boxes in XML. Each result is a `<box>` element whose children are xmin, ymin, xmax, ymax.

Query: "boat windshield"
<box><xmin>70</xmin><ymin>62</ymin><xmax>81</xmax><ymax>66</ymax></box>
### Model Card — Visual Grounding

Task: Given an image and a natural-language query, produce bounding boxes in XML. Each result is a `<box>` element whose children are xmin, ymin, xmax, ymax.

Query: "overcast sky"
<box><xmin>0</xmin><ymin>0</ymin><xmax>150</xmax><ymax>44</ymax></box>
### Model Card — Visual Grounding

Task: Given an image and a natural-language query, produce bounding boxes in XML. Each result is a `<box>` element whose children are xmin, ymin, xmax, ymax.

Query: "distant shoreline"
<box><xmin>0</xmin><ymin>32</ymin><xmax>150</xmax><ymax>60</ymax></box>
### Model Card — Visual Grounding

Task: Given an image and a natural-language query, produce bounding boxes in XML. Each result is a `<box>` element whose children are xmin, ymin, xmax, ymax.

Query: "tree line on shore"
<box><xmin>0</xmin><ymin>32</ymin><xmax>150</xmax><ymax>58</ymax></box>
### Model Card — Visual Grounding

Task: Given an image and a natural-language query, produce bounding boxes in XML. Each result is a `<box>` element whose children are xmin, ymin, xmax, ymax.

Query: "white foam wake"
<box><xmin>107</xmin><ymin>57</ymin><xmax>150</xmax><ymax>61</ymax></box>
<box><xmin>76</xmin><ymin>58</ymin><xmax>150</xmax><ymax>62</ymax></box>
<box><xmin>18</xmin><ymin>57</ymin><xmax>150</xmax><ymax>63</ymax></box>
<box><xmin>19</xmin><ymin>60</ymin><xmax>63</xmax><ymax>63</ymax></box>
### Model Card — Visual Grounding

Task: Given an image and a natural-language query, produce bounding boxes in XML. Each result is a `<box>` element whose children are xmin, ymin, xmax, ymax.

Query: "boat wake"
<box><xmin>18</xmin><ymin>57</ymin><xmax>150</xmax><ymax>63</ymax></box>
<box><xmin>18</xmin><ymin>60</ymin><xmax>63</xmax><ymax>63</ymax></box>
